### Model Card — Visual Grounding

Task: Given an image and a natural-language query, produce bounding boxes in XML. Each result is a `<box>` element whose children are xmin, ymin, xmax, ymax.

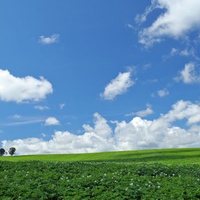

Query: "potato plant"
<box><xmin>0</xmin><ymin>161</ymin><xmax>200</xmax><ymax>199</ymax></box>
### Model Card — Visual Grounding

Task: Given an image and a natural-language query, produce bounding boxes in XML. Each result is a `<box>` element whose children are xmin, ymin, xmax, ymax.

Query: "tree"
<box><xmin>0</xmin><ymin>148</ymin><xmax>5</xmax><ymax>156</ymax></box>
<box><xmin>9</xmin><ymin>147</ymin><xmax>16</xmax><ymax>156</ymax></box>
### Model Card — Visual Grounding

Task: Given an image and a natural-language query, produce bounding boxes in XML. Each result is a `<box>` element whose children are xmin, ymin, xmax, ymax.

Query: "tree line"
<box><xmin>0</xmin><ymin>147</ymin><xmax>16</xmax><ymax>156</ymax></box>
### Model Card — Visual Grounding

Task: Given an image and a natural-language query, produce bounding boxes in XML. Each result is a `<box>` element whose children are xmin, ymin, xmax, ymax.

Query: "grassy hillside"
<box><xmin>1</xmin><ymin>148</ymin><xmax>200</xmax><ymax>164</ymax></box>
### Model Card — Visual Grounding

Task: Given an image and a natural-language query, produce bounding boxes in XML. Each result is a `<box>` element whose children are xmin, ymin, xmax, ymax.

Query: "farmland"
<box><xmin>0</xmin><ymin>148</ymin><xmax>200</xmax><ymax>199</ymax></box>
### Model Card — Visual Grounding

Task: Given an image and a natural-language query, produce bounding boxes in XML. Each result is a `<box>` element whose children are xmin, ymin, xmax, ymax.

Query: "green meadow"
<box><xmin>1</xmin><ymin>148</ymin><xmax>200</xmax><ymax>199</ymax></box>
<box><xmin>1</xmin><ymin>148</ymin><xmax>200</xmax><ymax>164</ymax></box>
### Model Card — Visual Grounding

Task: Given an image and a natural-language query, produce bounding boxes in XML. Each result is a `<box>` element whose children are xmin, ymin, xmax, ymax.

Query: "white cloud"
<box><xmin>38</xmin><ymin>34</ymin><xmax>59</xmax><ymax>44</ymax></box>
<box><xmin>138</xmin><ymin>0</ymin><xmax>200</xmax><ymax>46</ymax></box>
<box><xmin>83</xmin><ymin>113</ymin><xmax>112</xmax><ymax>138</ymax></box>
<box><xmin>34</xmin><ymin>105</ymin><xmax>49</xmax><ymax>110</ymax></box>
<box><xmin>126</xmin><ymin>104</ymin><xmax>153</xmax><ymax>117</ymax></box>
<box><xmin>45</xmin><ymin>117</ymin><xmax>60</xmax><ymax>126</ymax></box>
<box><xmin>180</xmin><ymin>49</ymin><xmax>194</xmax><ymax>57</ymax></box>
<box><xmin>170</xmin><ymin>47</ymin><xmax>179</xmax><ymax>55</ymax></box>
<box><xmin>135</xmin><ymin>2</ymin><xmax>156</xmax><ymax>24</ymax></box>
<box><xmin>3</xmin><ymin>100</ymin><xmax>200</xmax><ymax>155</ymax></box>
<box><xmin>170</xmin><ymin>47</ymin><xmax>198</xmax><ymax>59</ymax></box>
<box><xmin>9</xmin><ymin>114</ymin><xmax>21</xmax><ymax>119</ymax></box>
<box><xmin>136</xmin><ymin>107</ymin><xmax>153</xmax><ymax>117</ymax></box>
<box><xmin>100</xmin><ymin>71</ymin><xmax>134</xmax><ymax>100</ymax></box>
<box><xmin>2</xmin><ymin>118</ymin><xmax>45</xmax><ymax>126</ymax></box>
<box><xmin>160</xmin><ymin>100</ymin><xmax>200</xmax><ymax>128</ymax></box>
<box><xmin>157</xmin><ymin>88</ymin><xmax>169</xmax><ymax>97</ymax></box>
<box><xmin>175</xmin><ymin>62</ymin><xmax>200</xmax><ymax>83</ymax></box>
<box><xmin>0</xmin><ymin>69</ymin><xmax>53</xmax><ymax>103</ymax></box>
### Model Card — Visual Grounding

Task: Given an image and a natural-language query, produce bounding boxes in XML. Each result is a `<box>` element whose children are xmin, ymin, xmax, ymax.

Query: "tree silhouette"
<box><xmin>0</xmin><ymin>148</ymin><xmax>5</xmax><ymax>156</ymax></box>
<box><xmin>9</xmin><ymin>147</ymin><xmax>16</xmax><ymax>156</ymax></box>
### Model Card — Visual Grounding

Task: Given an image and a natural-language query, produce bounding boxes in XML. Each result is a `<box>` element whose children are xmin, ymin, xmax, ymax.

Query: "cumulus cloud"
<box><xmin>138</xmin><ymin>0</ymin><xmax>200</xmax><ymax>46</ymax></box>
<box><xmin>38</xmin><ymin>34</ymin><xmax>59</xmax><ymax>44</ymax></box>
<box><xmin>175</xmin><ymin>62</ymin><xmax>200</xmax><ymax>83</ymax></box>
<box><xmin>100</xmin><ymin>71</ymin><xmax>134</xmax><ymax>100</ymax></box>
<box><xmin>0</xmin><ymin>69</ymin><xmax>53</xmax><ymax>103</ymax></box>
<box><xmin>44</xmin><ymin>117</ymin><xmax>60</xmax><ymax>126</ymax></box>
<box><xmin>3</xmin><ymin>100</ymin><xmax>200</xmax><ymax>155</ymax></box>
<box><xmin>83</xmin><ymin>113</ymin><xmax>112</xmax><ymax>138</ymax></box>
<box><xmin>163</xmin><ymin>100</ymin><xmax>200</xmax><ymax>125</ymax></box>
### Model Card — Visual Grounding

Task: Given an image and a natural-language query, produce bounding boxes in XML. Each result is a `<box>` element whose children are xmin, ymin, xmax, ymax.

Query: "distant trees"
<box><xmin>0</xmin><ymin>147</ymin><xmax>16</xmax><ymax>156</ymax></box>
<box><xmin>9</xmin><ymin>147</ymin><xmax>16</xmax><ymax>156</ymax></box>
<box><xmin>0</xmin><ymin>148</ymin><xmax>5</xmax><ymax>156</ymax></box>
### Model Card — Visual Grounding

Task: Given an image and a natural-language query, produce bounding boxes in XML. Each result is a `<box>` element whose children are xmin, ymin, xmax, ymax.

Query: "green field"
<box><xmin>1</xmin><ymin>148</ymin><xmax>200</xmax><ymax>164</ymax></box>
<box><xmin>1</xmin><ymin>148</ymin><xmax>200</xmax><ymax>199</ymax></box>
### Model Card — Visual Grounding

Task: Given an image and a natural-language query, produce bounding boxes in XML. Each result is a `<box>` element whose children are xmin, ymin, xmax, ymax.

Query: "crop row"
<box><xmin>0</xmin><ymin>161</ymin><xmax>200</xmax><ymax>199</ymax></box>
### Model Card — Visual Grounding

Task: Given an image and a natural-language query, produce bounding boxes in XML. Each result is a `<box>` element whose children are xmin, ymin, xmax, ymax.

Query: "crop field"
<box><xmin>0</xmin><ymin>148</ymin><xmax>200</xmax><ymax>199</ymax></box>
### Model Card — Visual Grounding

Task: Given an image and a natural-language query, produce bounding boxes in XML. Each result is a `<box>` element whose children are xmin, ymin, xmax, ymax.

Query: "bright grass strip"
<box><xmin>1</xmin><ymin>148</ymin><xmax>200</xmax><ymax>165</ymax></box>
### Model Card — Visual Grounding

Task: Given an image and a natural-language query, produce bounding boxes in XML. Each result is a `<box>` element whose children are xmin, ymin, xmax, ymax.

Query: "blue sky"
<box><xmin>1</xmin><ymin>0</ymin><xmax>200</xmax><ymax>155</ymax></box>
